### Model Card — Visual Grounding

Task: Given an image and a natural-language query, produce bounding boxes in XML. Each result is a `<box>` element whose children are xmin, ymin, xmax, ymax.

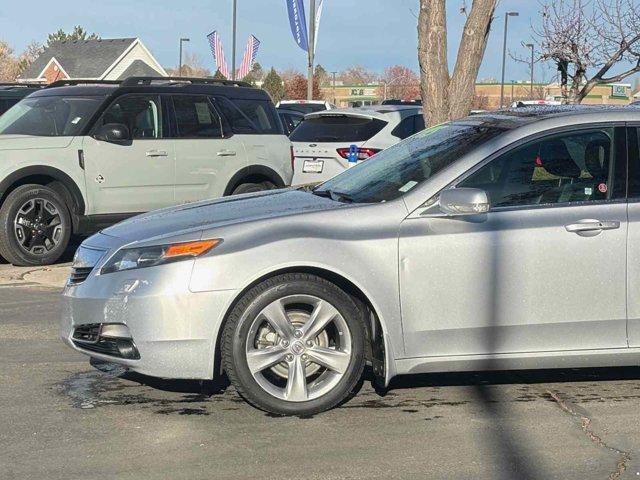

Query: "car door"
<box><xmin>399</xmin><ymin>125</ymin><xmax>628</xmax><ymax>358</ymax></box>
<box><xmin>170</xmin><ymin>94</ymin><xmax>247</xmax><ymax>202</ymax></box>
<box><xmin>82</xmin><ymin>93</ymin><xmax>175</xmax><ymax>215</ymax></box>
<box><xmin>626</xmin><ymin>126</ymin><xmax>640</xmax><ymax>348</ymax></box>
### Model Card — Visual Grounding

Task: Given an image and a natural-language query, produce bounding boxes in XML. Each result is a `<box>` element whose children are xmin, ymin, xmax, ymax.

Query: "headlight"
<box><xmin>101</xmin><ymin>239</ymin><xmax>221</xmax><ymax>274</ymax></box>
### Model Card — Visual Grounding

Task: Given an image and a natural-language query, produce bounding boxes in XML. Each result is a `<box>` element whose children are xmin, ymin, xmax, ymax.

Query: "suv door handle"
<box><xmin>217</xmin><ymin>150</ymin><xmax>236</xmax><ymax>157</ymax></box>
<box><xmin>565</xmin><ymin>219</ymin><xmax>620</xmax><ymax>236</ymax></box>
<box><xmin>145</xmin><ymin>150</ymin><xmax>168</xmax><ymax>157</ymax></box>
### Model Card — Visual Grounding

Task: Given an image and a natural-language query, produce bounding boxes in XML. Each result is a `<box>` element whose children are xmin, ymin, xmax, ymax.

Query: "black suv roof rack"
<box><xmin>0</xmin><ymin>82</ymin><xmax>45</xmax><ymax>88</ymax></box>
<box><xmin>46</xmin><ymin>79</ymin><xmax>122</xmax><ymax>89</ymax></box>
<box><xmin>120</xmin><ymin>76</ymin><xmax>252</xmax><ymax>88</ymax></box>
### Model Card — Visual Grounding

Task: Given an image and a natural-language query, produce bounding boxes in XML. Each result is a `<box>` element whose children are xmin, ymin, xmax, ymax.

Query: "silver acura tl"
<box><xmin>61</xmin><ymin>107</ymin><xmax>640</xmax><ymax>416</ymax></box>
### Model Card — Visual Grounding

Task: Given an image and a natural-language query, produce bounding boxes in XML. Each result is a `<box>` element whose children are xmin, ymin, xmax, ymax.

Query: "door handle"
<box><xmin>217</xmin><ymin>150</ymin><xmax>236</xmax><ymax>157</ymax></box>
<box><xmin>145</xmin><ymin>150</ymin><xmax>168</xmax><ymax>157</ymax></box>
<box><xmin>565</xmin><ymin>219</ymin><xmax>620</xmax><ymax>236</ymax></box>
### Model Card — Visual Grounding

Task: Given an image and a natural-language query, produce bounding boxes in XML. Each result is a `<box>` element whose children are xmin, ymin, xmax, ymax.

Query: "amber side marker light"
<box><xmin>165</xmin><ymin>239</ymin><xmax>221</xmax><ymax>258</ymax></box>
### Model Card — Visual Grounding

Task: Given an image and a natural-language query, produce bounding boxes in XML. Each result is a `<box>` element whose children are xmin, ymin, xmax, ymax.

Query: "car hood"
<box><xmin>0</xmin><ymin>135</ymin><xmax>74</xmax><ymax>151</ymax></box>
<box><xmin>100</xmin><ymin>188</ymin><xmax>343</xmax><ymax>243</ymax></box>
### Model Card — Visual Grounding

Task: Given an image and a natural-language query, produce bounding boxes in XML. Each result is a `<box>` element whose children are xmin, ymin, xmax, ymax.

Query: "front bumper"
<box><xmin>61</xmin><ymin>259</ymin><xmax>238</xmax><ymax>380</ymax></box>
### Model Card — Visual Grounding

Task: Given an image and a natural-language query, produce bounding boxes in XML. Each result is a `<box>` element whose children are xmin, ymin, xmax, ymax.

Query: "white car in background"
<box><xmin>290</xmin><ymin>105</ymin><xmax>424</xmax><ymax>184</ymax></box>
<box><xmin>276</xmin><ymin>100</ymin><xmax>335</xmax><ymax>114</ymax></box>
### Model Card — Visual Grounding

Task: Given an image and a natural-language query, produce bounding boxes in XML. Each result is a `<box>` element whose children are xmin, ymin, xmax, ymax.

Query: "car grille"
<box><xmin>72</xmin><ymin>323</ymin><xmax>101</xmax><ymax>343</ymax></box>
<box><xmin>68</xmin><ymin>267</ymin><xmax>93</xmax><ymax>285</ymax></box>
<box><xmin>72</xmin><ymin>324</ymin><xmax>140</xmax><ymax>359</ymax></box>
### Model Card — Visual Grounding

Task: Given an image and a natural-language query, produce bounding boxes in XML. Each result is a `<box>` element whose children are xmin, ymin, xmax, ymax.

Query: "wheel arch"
<box><xmin>214</xmin><ymin>265</ymin><xmax>393</xmax><ymax>386</ymax></box>
<box><xmin>0</xmin><ymin>166</ymin><xmax>85</xmax><ymax>230</ymax></box>
<box><xmin>223</xmin><ymin>165</ymin><xmax>286</xmax><ymax>196</ymax></box>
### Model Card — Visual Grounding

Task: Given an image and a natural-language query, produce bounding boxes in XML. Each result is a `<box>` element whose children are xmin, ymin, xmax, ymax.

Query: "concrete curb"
<box><xmin>0</xmin><ymin>263</ymin><xmax>70</xmax><ymax>289</ymax></box>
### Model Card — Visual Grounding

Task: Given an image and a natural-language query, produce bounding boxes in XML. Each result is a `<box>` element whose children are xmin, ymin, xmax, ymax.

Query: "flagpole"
<box><xmin>307</xmin><ymin>0</ymin><xmax>316</xmax><ymax>100</ymax></box>
<box><xmin>231</xmin><ymin>0</ymin><xmax>237</xmax><ymax>80</ymax></box>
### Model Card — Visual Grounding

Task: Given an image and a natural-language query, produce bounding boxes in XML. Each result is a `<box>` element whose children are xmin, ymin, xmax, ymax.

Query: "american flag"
<box><xmin>207</xmin><ymin>31</ymin><xmax>230</xmax><ymax>79</ymax></box>
<box><xmin>236</xmin><ymin>35</ymin><xmax>261</xmax><ymax>80</ymax></box>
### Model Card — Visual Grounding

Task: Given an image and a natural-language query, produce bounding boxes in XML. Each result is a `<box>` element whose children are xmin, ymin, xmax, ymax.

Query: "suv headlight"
<box><xmin>101</xmin><ymin>239</ymin><xmax>221</xmax><ymax>274</ymax></box>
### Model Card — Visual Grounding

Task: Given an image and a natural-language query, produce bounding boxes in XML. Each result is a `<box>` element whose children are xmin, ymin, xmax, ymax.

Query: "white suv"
<box><xmin>290</xmin><ymin>105</ymin><xmax>424</xmax><ymax>184</ymax></box>
<box><xmin>0</xmin><ymin>77</ymin><xmax>293</xmax><ymax>266</ymax></box>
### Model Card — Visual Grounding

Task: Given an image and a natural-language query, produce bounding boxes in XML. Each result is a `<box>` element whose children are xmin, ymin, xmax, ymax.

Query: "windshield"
<box><xmin>314</xmin><ymin>120</ymin><xmax>508</xmax><ymax>203</ymax></box>
<box><xmin>0</xmin><ymin>95</ymin><xmax>103</xmax><ymax>136</ymax></box>
<box><xmin>290</xmin><ymin>115</ymin><xmax>387</xmax><ymax>142</ymax></box>
<box><xmin>280</xmin><ymin>103</ymin><xmax>327</xmax><ymax>114</ymax></box>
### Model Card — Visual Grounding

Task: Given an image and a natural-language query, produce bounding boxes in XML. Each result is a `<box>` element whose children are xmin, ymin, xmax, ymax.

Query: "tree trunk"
<box><xmin>418</xmin><ymin>0</ymin><xmax>450</xmax><ymax>126</ymax></box>
<box><xmin>418</xmin><ymin>0</ymin><xmax>496</xmax><ymax>126</ymax></box>
<box><xmin>448</xmin><ymin>0</ymin><xmax>497</xmax><ymax>120</ymax></box>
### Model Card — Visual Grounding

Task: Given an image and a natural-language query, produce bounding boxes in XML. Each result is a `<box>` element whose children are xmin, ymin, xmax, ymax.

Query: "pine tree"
<box><xmin>262</xmin><ymin>68</ymin><xmax>285</xmax><ymax>103</ymax></box>
<box><xmin>213</xmin><ymin>69</ymin><xmax>227</xmax><ymax>80</ymax></box>
<box><xmin>47</xmin><ymin>26</ymin><xmax>100</xmax><ymax>46</ymax></box>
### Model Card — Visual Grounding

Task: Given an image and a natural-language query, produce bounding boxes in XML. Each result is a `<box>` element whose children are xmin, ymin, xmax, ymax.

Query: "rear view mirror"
<box><xmin>437</xmin><ymin>188</ymin><xmax>490</xmax><ymax>216</ymax></box>
<box><xmin>94</xmin><ymin>123</ymin><xmax>130</xmax><ymax>144</ymax></box>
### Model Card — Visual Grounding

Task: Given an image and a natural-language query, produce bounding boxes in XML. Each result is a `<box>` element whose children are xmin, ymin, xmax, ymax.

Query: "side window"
<box><xmin>214</xmin><ymin>97</ymin><xmax>256</xmax><ymax>134</ymax></box>
<box><xmin>170</xmin><ymin>95</ymin><xmax>223</xmax><ymax>139</ymax></box>
<box><xmin>629</xmin><ymin>128</ymin><xmax>640</xmax><ymax>198</ymax></box>
<box><xmin>100</xmin><ymin>95</ymin><xmax>161</xmax><ymax>139</ymax></box>
<box><xmin>214</xmin><ymin>97</ymin><xmax>281</xmax><ymax>135</ymax></box>
<box><xmin>391</xmin><ymin>116</ymin><xmax>414</xmax><ymax>140</ymax></box>
<box><xmin>413</xmin><ymin>114</ymin><xmax>425</xmax><ymax>134</ymax></box>
<box><xmin>459</xmin><ymin>128</ymin><xmax>619</xmax><ymax>208</ymax></box>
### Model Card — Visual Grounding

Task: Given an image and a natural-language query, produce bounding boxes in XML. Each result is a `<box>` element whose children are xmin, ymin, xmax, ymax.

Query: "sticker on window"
<box><xmin>398</xmin><ymin>180</ymin><xmax>418</xmax><ymax>192</ymax></box>
<box><xmin>195</xmin><ymin>103</ymin><xmax>212</xmax><ymax>124</ymax></box>
<box><xmin>584</xmin><ymin>187</ymin><xmax>593</xmax><ymax>195</ymax></box>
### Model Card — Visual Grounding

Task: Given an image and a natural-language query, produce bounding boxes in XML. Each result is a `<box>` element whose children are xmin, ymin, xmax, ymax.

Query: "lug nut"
<box><xmin>281</xmin><ymin>340</ymin><xmax>289</xmax><ymax>347</ymax></box>
<box><xmin>293</xmin><ymin>330</ymin><xmax>303</xmax><ymax>338</ymax></box>
<box><xmin>306</xmin><ymin>340</ymin><xmax>314</xmax><ymax>347</ymax></box>
<box><xmin>301</xmin><ymin>354</ymin><xmax>308</xmax><ymax>361</ymax></box>
<box><xmin>285</xmin><ymin>354</ymin><xmax>294</xmax><ymax>362</ymax></box>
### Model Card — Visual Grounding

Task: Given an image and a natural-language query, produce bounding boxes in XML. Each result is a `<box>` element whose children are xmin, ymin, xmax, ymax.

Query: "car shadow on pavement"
<box><xmin>386</xmin><ymin>365</ymin><xmax>640</xmax><ymax>390</ymax></box>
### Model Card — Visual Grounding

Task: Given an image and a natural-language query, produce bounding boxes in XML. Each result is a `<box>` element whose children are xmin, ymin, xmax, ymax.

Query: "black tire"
<box><xmin>231</xmin><ymin>181</ymin><xmax>276</xmax><ymax>196</ymax></box>
<box><xmin>0</xmin><ymin>184</ymin><xmax>72</xmax><ymax>266</ymax></box>
<box><xmin>222</xmin><ymin>273</ymin><xmax>366</xmax><ymax>416</ymax></box>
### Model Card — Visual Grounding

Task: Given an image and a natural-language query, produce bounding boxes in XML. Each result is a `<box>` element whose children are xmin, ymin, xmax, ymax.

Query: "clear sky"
<box><xmin>0</xmin><ymin>0</ymin><xmax>623</xmax><ymax>83</ymax></box>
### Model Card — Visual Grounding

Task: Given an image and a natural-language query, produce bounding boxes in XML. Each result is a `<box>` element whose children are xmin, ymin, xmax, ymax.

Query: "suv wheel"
<box><xmin>231</xmin><ymin>181</ymin><xmax>276</xmax><ymax>195</ymax></box>
<box><xmin>222</xmin><ymin>273</ymin><xmax>365</xmax><ymax>416</ymax></box>
<box><xmin>0</xmin><ymin>184</ymin><xmax>72</xmax><ymax>266</ymax></box>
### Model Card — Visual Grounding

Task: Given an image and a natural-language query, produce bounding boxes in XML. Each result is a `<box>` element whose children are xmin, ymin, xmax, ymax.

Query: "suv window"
<box><xmin>391</xmin><ymin>114</ymin><xmax>425</xmax><ymax>140</ymax></box>
<box><xmin>0</xmin><ymin>95</ymin><xmax>103</xmax><ymax>136</ymax></box>
<box><xmin>214</xmin><ymin>97</ymin><xmax>280</xmax><ymax>135</ymax></box>
<box><xmin>458</xmin><ymin>128</ymin><xmax>621</xmax><ymax>208</ymax></box>
<box><xmin>99</xmin><ymin>94</ymin><xmax>162</xmax><ymax>139</ymax></box>
<box><xmin>170</xmin><ymin>95</ymin><xmax>223</xmax><ymax>138</ymax></box>
<box><xmin>290</xmin><ymin>115</ymin><xmax>387</xmax><ymax>142</ymax></box>
<box><xmin>629</xmin><ymin>127</ymin><xmax>640</xmax><ymax>198</ymax></box>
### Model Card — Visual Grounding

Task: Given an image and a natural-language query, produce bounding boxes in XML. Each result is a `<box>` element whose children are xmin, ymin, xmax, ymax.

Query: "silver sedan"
<box><xmin>61</xmin><ymin>107</ymin><xmax>640</xmax><ymax>416</ymax></box>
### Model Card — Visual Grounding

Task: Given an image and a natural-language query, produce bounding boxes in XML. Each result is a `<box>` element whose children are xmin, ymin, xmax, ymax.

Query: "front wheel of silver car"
<box><xmin>222</xmin><ymin>274</ymin><xmax>365</xmax><ymax>416</ymax></box>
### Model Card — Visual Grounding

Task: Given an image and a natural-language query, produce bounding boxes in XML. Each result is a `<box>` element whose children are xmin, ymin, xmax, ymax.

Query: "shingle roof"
<box><xmin>20</xmin><ymin>38</ymin><xmax>137</xmax><ymax>80</ymax></box>
<box><xmin>116</xmin><ymin>60</ymin><xmax>163</xmax><ymax>79</ymax></box>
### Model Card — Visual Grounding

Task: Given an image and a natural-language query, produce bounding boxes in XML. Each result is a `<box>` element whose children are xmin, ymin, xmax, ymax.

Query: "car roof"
<box><xmin>468</xmin><ymin>105</ymin><xmax>640</xmax><ymax>130</ymax></box>
<box><xmin>306</xmin><ymin>105</ymin><xmax>422</xmax><ymax>120</ymax></box>
<box><xmin>276</xmin><ymin>108</ymin><xmax>305</xmax><ymax>116</ymax></box>
<box><xmin>278</xmin><ymin>100</ymin><xmax>327</xmax><ymax>104</ymax></box>
<box><xmin>29</xmin><ymin>78</ymin><xmax>271</xmax><ymax>101</ymax></box>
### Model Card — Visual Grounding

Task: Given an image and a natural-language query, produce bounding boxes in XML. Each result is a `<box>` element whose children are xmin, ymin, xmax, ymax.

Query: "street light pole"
<box><xmin>231</xmin><ymin>0</ymin><xmax>237</xmax><ymax>80</ymax></box>
<box><xmin>331</xmin><ymin>71</ymin><xmax>337</xmax><ymax>104</ymax></box>
<box><xmin>178</xmin><ymin>38</ymin><xmax>190</xmax><ymax>77</ymax></box>
<box><xmin>307</xmin><ymin>0</ymin><xmax>316</xmax><ymax>100</ymax></box>
<box><xmin>525</xmin><ymin>43</ymin><xmax>534</xmax><ymax>99</ymax></box>
<box><xmin>500</xmin><ymin>11</ymin><xmax>519</xmax><ymax>108</ymax></box>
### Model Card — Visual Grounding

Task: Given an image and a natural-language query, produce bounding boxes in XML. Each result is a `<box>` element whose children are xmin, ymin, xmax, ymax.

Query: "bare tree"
<box><xmin>534</xmin><ymin>0</ymin><xmax>640</xmax><ymax>103</ymax></box>
<box><xmin>380</xmin><ymin>65</ymin><xmax>420</xmax><ymax>100</ymax></box>
<box><xmin>0</xmin><ymin>41</ymin><xmax>21</xmax><ymax>82</ymax></box>
<box><xmin>338</xmin><ymin>65</ymin><xmax>377</xmax><ymax>85</ymax></box>
<box><xmin>418</xmin><ymin>0</ymin><xmax>497</xmax><ymax>126</ymax></box>
<box><xmin>166</xmin><ymin>53</ymin><xmax>212</xmax><ymax>78</ymax></box>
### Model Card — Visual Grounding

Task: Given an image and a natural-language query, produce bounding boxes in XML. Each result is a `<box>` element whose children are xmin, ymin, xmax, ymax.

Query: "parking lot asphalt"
<box><xmin>1</xmin><ymin>275</ymin><xmax>640</xmax><ymax>479</ymax></box>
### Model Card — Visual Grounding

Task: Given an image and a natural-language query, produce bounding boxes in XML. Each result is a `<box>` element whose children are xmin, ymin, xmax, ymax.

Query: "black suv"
<box><xmin>0</xmin><ymin>83</ymin><xmax>44</xmax><ymax>116</ymax></box>
<box><xmin>0</xmin><ymin>77</ymin><xmax>293</xmax><ymax>266</ymax></box>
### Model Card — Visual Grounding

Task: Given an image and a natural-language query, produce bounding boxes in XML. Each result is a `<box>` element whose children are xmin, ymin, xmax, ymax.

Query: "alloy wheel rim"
<box><xmin>13</xmin><ymin>198</ymin><xmax>63</xmax><ymax>255</ymax></box>
<box><xmin>245</xmin><ymin>294</ymin><xmax>352</xmax><ymax>402</ymax></box>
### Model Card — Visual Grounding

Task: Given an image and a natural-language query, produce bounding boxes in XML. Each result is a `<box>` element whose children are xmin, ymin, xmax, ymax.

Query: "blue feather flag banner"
<box><xmin>286</xmin><ymin>0</ymin><xmax>309</xmax><ymax>52</ymax></box>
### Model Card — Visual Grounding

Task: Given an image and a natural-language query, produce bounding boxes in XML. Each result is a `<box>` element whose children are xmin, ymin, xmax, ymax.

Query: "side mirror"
<box><xmin>437</xmin><ymin>188</ymin><xmax>490</xmax><ymax>216</ymax></box>
<box><xmin>94</xmin><ymin>123</ymin><xmax>130</xmax><ymax>144</ymax></box>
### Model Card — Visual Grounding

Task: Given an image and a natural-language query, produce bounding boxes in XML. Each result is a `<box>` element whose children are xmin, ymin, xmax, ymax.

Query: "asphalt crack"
<box><xmin>546</xmin><ymin>389</ymin><xmax>631</xmax><ymax>480</ymax></box>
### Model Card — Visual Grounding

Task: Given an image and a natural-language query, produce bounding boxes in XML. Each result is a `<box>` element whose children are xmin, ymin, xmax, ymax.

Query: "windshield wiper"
<box><xmin>312</xmin><ymin>188</ymin><xmax>357</xmax><ymax>203</ymax></box>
